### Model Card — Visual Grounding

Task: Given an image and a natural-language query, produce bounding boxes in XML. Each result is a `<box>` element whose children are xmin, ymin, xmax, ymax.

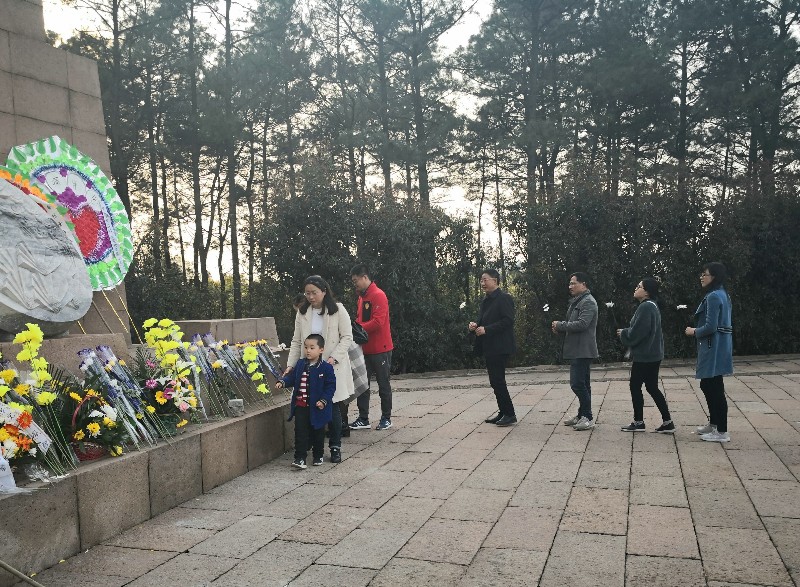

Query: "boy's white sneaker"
<box><xmin>701</xmin><ymin>430</ymin><xmax>730</xmax><ymax>443</ymax></box>
<box><xmin>573</xmin><ymin>417</ymin><xmax>595</xmax><ymax>431</ymax></box>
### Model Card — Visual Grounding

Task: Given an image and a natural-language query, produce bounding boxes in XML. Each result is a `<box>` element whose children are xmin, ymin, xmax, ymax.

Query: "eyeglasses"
<box><xmin>699</xmin><ymin>273</ymin><xmax>711</xmax><ymax>279</ymax></box>
<box><xmin>304</xmin><ymin>290</ymin><xmax>322</xmax><ymax>297</ymax></box>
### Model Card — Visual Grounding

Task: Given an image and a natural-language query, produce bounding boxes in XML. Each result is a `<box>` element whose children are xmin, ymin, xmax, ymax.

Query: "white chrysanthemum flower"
<box><xmin>101</xmin><ymin>405</ymin><xmax>118</xmax><ymax>420</ymax></box>
<box><xmin>88</xmin><ymin>410</ymin><xmax>104</xmax><ymax>419</ymax></box>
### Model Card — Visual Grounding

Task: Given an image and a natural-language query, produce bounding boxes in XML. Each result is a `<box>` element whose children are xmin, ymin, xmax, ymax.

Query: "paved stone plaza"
<box><xmin>19</xmin><ymin>356</ymin><xmax>800</xmax><ymax>586</ymax></box>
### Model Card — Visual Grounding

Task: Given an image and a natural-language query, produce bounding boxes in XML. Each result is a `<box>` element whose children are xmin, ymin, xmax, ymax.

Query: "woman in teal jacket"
<box><xmin>685</xmin><ymin>262</ymin><xmax>733</xmax><ymax>443</ymax></box>
<box><xmin>617</xmin><ymin>277</ymin><xmax>674</xmax><ymax>433</ymax></box>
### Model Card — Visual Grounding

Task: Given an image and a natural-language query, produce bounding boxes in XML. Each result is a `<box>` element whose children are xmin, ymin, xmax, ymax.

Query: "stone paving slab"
<box><xmin>20</xmin><ymin>357</ymin><xmax>800</xmax><ymax>586</ymax></box>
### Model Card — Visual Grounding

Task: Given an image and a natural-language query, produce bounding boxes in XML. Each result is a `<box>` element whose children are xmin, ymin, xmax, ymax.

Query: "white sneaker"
<box><xmin>563</xmin><ymin>415</ymin><xmax>581</xmax><ymax>426</ymax></box>
<box><xmin>696</xmin><ymin>423</ymin><xmax>715</xmax><ymax>434</ymax></box>
<box><xmin>573</xmin><ymin>417</ymin><xmax>595</xmax><ymax>431</ymax></box>
<box><xmin>701</xmin><ymin>430</ymin><xmax>730</xmax><ymax>443</ymax></box>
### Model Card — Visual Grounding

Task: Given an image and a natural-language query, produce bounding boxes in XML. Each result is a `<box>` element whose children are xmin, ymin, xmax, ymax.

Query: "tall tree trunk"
<box><xmin>225</xmin><ymin>0</ymin><xmax>242</xmax><ymax>317</ymax></box>
<box><xmin>376</xmin><ymin>33</ymin><xmax>393</xmax><ymax>203</ymax></box>
<box><xmin>145</xmin><ymin>63</ymin><xmax>161</xmax><ymax>274</ymax></box>
<box><xmin>108</xmin><ymin>0</ymin><xmax>131</xmax><ymax>219</ymax></box>
<box><xmin>189</xmin><ymin>1</ymin><xmax>208</xmax><ymax>288</ymax></box>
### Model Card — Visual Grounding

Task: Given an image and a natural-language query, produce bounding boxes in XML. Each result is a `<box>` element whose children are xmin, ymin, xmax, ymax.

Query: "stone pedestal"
<box><xmin>176</xmin><ymin>317</ymin><xmax>281</xmax><ymax>346</ymax></box>
<box><xmin>0</xmin><ymin>332</ymin><xmax>130</xmax><ymax>374</ymax></box>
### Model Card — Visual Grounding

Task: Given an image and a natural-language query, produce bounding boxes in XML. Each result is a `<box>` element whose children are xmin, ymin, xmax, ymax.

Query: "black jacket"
<box><xmin>473</xmin><ymin>288</ymin><xmax>517</xmax><ymax>357</ymax></box>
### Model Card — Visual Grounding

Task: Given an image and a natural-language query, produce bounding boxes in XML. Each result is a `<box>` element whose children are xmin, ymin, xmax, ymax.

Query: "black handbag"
<box><xmin>352</xmin><ymin>320</ymin><xmax>369</xmax><ymax>345</ymax></box>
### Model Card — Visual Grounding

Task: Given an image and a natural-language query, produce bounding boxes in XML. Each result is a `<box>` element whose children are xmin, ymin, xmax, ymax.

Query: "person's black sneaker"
<box><xmin>621</xmin><ymin>421</ymin><xmax>646</xmax><ymax>432</ymax></box>
<box><xmin>495</xmin><ymin>415</ymin><xmax>517</xmax><ymax>427</ymax></box>
<box><xmin>485</xmin><ymin>412</ymin><xmax>503</xmax><ymax>424</ymax></box>
<box><xmin>349</xmin><ymin>418</ymin><xmax>370</xmax><ymax>430</ymax></box>
<box><xmin>291</xmin><ymin>458</ymin><xmax>307</xmax><ymax>469</ymax></box>
<box><xmin>654</xmin><ymin>421</ymin><xmax>675</xmax><ymax>434</ymax></box>
<box><xmin>312</xmin><ymin>456</ymin><xmax>324</xmax><ymax>466</ymax></box>
<box><xmin>330</xmin><ymin>447</ymin><xmax>341</xmax><ymax>463</ymax></box>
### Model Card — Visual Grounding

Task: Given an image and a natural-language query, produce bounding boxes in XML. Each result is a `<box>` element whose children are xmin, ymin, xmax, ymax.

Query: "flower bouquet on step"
<box><xmin>143</xmin><ymin>319</ymin><xmax>208</xmax><ymax>421</ymax></box>
<box><xmin>78</xmin><ymin>348</ymin><xmax>158</xmax><ymax>449</ymax></box>
<box><xmin>140</xmin><ymin>319</ymin><xmax>202</xmax><ymax>432</ymax></box>
<box><xmin>60</xmin><ymin>379</ymin><xmax>129</xmax><ymax>460</ymax></box>
<box><xmin>0</xmin><ymin>324</ymin><xmax>78</xmax><ymax>476</ymax></box>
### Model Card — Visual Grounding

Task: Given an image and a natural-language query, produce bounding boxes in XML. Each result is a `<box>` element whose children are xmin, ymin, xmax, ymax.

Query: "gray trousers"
<box><xmin>357</xmin><ymin>351</ymin><xmax>393</xmax><ymax>420</ymax></box>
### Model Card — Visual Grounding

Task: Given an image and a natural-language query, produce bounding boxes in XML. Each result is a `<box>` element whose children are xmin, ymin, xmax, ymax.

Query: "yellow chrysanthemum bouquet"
<box><xmin>138</xmin><ymin>319</ymin><xmax>202</xmax><ymax>430</ymax></box>
<box><xmin>0</xmin><ymin>323</ymin><xmax>77</xmax><ymax>475</ymax></box>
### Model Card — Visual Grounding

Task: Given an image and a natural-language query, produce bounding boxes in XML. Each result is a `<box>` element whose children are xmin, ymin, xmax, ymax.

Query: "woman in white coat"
<box><xmin>285</xmin><ymin>275</ymin><xmax>354</xmax><ymax>463</ymax></box>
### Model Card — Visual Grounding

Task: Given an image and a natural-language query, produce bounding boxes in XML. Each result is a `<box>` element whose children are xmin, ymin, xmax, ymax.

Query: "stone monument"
<box><xmin>0</xmin><ymin>175</ymin><xmax>92</xmax><ymax>338</ymax></box>
<box><xmin>0</xmin><ymin>0</ymin><xmax>131</xmax><ymax>343</ymax></box>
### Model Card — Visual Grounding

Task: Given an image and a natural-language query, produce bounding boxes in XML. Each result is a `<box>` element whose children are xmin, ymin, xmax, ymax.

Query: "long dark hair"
<box><xmin>299</xmin><ymin>275</ymin><xmax>339</xmax><ymax>315</ymax></box>
<box><xmin>702</xmin><ymin>262</ymin><xmax>727</xmax><ymax>291</ymax></box>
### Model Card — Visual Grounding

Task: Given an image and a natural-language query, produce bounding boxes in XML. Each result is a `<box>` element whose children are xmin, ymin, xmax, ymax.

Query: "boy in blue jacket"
<box><xmin>276</xmin><ymin>334</ymin><xmax>336</xmax><ymax>469</ymax></box>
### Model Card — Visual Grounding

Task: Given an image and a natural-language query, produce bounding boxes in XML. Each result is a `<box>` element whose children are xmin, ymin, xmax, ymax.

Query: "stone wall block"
<box><xmin>69</xmin><ymin>90</ymin><xmax>105</xmax><ymax>134</ymax></box>
<box><xmin>0</xmin><ymin>70</ymin><xmax>13</xmax><ymax>114</ymax></box>
<box><xmin>0</xmin><ymin>475</ymin><xmax>79</xmax><ymax>587</ymax></box>
<box><xmin>1</xmin><ymin>0</ymin><xmax>45</xmax><ymax>41</ymax></box>
<box><xmin>0</xmin><ymin>333</ymin><xmax>130</xmax><ymax>375</ymax></box>
<box><xmin>256</xmin><ymin>317</ymin><xmax>280</xmax><ymax>345</ymax></box>
<box><xmin>79</xmin><ymin>284</ymin><xmax>131</xmax><ymax>341</ymax></box>
<box><xmin>70</xmin><ymin>128</ymin><xmax>113</xmax><ymax>177</ymax></box>
<box><xmin>282</xmin><ymin>403</ymin><xmax>295</xmax><ymax>450</ymax></box>
<box><xmin>0</xmin><ymin>30</ymin><xmax>10</xmax><ymax>72</ymax></box>
<box><xmin>77</xmin><ymin>450</ymin><xmax>151</xmax><ymax>549</ymax></box>
<box><xmin>14</xmin><ymin>115</ymin><xmax>71</xmax><ymax>145</ymax></box>
<box><xmin>12</xmin><ymin>76</ymin><xmax>69</xmax><ymax>125</ymax></box>
<box><xmin>67</xmin><ymin>51</ymin><xmax>101</xmax><ymax>97</ymax></box>
<box><xmin>201</xmin><ymin>418</ymin><xmax>248</xmax><ymax>492</ymax></box>
<box><xmin>246</xmin><ymin>404</ymin><xmax>288</xmax><ymax>470</ymax></box>
<box><xmin>230</xmin><ymin>318</ymin><xmax>258</xmax><ymax>343</ymax></box>
<box><xmin>9</xmin><ymin>33</ymin><xmax>68</xmax><ymax>87</ymax></box>
<box><xmin>149</xmin><ymin>432</ymin><xmax>203</xmax><ymax>516</ymax></box>
<box><xmin>0</xmin><ymin>111</ymin><xmax>15</xmax><ymax>158</ymax></box>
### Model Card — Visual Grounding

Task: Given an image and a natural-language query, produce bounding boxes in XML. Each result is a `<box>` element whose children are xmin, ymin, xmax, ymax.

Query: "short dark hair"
<box><xmin>640</xmin><ymin>277</ymin><xmax>660</xmax><ymax>301</ymax></box>
<box><xmin>350</xmin><ymin>263</ymin><xmax>371</xmax><ymax>278</ymax></box>
<box><xmin>299</xmin><ymin>275</ymin><xmax>339</xmax><ymax>315</ymax></box>
<box><xmin>481</xmin><ymin>268</ymin><xmax>500</xmax><ymax>281</ymax></box>
<box><xmin>569</xmin><ymin>271</ymin><xmax>591</xmax><ymax>287</ymax></box>
<box><xmin>305</xmin><ymin>333</ymin><xmax>325</xmax><ymax>348</ymax></box>
<box><xmin>702</xmin><ymin>262</ymin><xmax>727</xmax><ymax>290</ymax></box>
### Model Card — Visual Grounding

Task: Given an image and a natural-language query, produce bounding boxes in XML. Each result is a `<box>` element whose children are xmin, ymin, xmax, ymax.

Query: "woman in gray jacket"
<box><xmin>617</xmin><ymin>278</ymin><xmax>674</xmax><ymax>433</ymax></box>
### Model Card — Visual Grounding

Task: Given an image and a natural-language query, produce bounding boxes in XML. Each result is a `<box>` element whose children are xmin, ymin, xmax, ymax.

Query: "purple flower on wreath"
<box><xmin>145</xmin><ymin>379</ymin><xmax>158</xmax><ymax>389</ymax></box>
<box><xmin>56</xmin><ymin>186</ymin><xmax>88</xmax><ymax>210</ymax></box>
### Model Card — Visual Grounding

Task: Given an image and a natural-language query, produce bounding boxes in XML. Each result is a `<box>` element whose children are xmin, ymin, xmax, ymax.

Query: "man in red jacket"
<box><xmin>349</xmin><ymin>263</ymin><xmax>394</xmax><ymax>430</ymax></box>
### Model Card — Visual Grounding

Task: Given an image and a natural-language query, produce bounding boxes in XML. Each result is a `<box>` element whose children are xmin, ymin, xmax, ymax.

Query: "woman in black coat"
<box><xmin>468</xmin><ymin>268</ymin><xmax>517</xmax><ymax>426</ymax></box>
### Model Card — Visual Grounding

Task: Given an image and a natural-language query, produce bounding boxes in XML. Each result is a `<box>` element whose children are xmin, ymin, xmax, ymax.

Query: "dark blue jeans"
<box><xmin>570</xmin><ymin>358</ymin><xmax>593</xmax><ymax>419</ymax></box>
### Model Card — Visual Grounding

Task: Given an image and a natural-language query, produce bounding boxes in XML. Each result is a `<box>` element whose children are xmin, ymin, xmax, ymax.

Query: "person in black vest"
<box><xmin>468</xmin><ymin>268</ymin><xmax>517</xmax><ymax>426</ymax></box>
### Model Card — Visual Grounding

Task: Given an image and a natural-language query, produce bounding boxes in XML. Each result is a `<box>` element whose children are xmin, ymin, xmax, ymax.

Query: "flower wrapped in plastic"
<box><xmin>1</xmin><ymin>326</ymin><xmax>77</xmax><ymax>475</ymax></box>
<box><xmin>78</xmin><ymin>348</ymin><xmax>158</xmax><ymax>448</ymax></box>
